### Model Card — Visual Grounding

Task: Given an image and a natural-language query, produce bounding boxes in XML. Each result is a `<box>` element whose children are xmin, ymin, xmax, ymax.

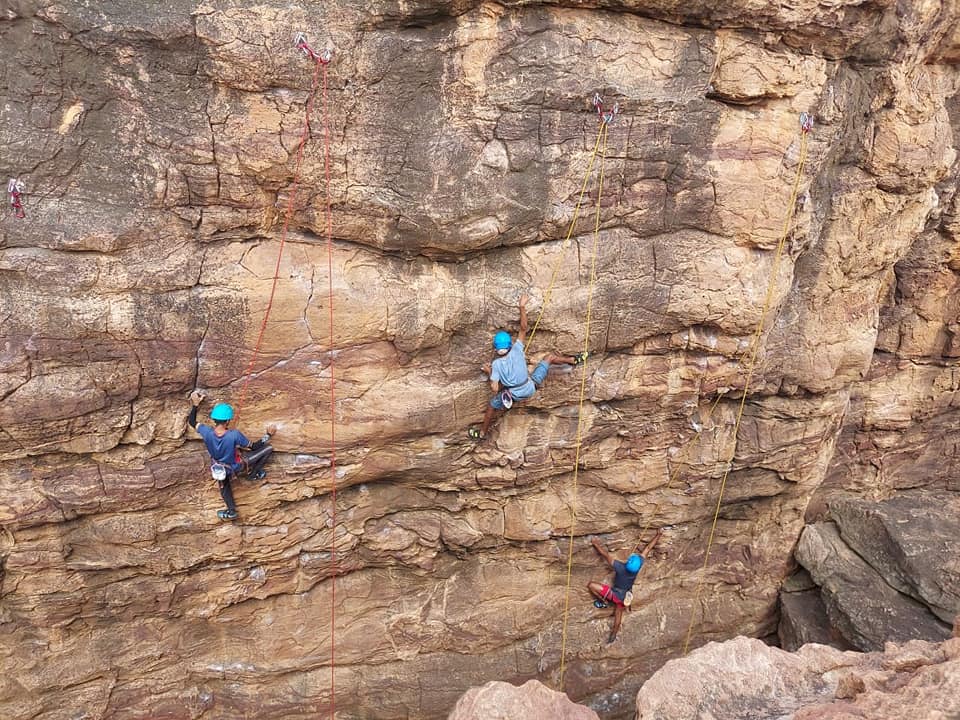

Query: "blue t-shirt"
<box><xmin>197</xmin><ymin>424</ymin><xmax>249</xmax><ymax>472</ymax></box>
<box><xmin>490</xmin><ymin>339</ymin><xmax>536</xmax><ymax>398</ymax></box>
<box><xmin>611</xmin><ymin>558</ymin><xmax>643</xmax><ymax>601</ymax></box>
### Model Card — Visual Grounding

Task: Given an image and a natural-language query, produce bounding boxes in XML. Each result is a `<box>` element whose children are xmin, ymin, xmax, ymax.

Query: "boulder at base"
<box><xmin>636</xmin><ymin>635</ymin><xmax>960</xmax><ymax>720</ymax></box>
<box><xmin>448</xmin><ymin>679</ymin><xmax>599</xmax><ymax>720</ymax></box>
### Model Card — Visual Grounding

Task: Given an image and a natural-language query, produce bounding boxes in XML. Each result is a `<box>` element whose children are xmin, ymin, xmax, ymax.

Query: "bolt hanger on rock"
<box><xmin>294</xmin><ymin>31</ymin><xmax>333</xmax><ymax>64</ymax></box>
<box><xmin>593</xmin><ymin>92</ymin><xmax>620</xmax><ymax>125</ymax></box>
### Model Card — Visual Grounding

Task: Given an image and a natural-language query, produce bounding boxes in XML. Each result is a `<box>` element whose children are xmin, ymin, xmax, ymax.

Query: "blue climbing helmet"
<box><xmin>626</xmin><ymin>554</ymin><xmax>642</xmax><ymax>574</ymax></box>
<box><xmin>210</xmin><ymin>403</ymin><xmax>234</xmax><ymax>423</ymax></box>
<box><xmin>493</xmin><ymin>330</ymin><xmax>512</xmax><ymax>353</ymax></box>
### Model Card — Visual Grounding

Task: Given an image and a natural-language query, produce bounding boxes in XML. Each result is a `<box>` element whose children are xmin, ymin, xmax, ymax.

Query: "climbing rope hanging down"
<box><xmin>558</xmin><ymin>100</ymin><xmax>615</xmax><ymax>690</ymax></box>
<box><xmin>232</xmin><ymin>35</ymin><xmax>332</xmax><ymax>421</ymax></box>
<box><xmin>526</xmin><ymin>94</ymin><xmax>619</xmax><ymax>354</ymax></box>
<box><xmin>680</xmin><ymin>112</ymin><xmax>814</xmax><ymax>655</ymax></box>
<box><xmin>228</xmin><ymin>32</ymin><xmax>339</xmax><ymax>718</ymax></box>
<box><xmin>315</xmin><ymin>34</ymin><xmax>339</xmax><ymax>720</ymax></box>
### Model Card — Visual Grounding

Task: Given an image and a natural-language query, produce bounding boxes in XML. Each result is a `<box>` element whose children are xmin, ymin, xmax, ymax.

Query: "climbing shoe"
<box><xmin>249</xmin><ymin>469</ymin><xmax>267</xmax><ymax>481</ymax></box>
<box><xmin>217</xmin><ymin>509</ymin><xmax>239</xmax><ymax>521</ymax></box>
<box><xmin>573</xmin><ymin>351</ymin><xmax>589</xmax><ymax>366</ymax></box>
<box><xmin>593</xmin><ymin>599</ymin><xmax>609</xmax><ymax>609</ymax></box>
<box><xmin>467</xmin><ymin>427</ymin><xmax>484</xmax><ymax>440</ymax></box>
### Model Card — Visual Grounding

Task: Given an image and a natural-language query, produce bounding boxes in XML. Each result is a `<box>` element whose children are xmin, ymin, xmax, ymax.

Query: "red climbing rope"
<box><xmin>233</xmin><ymin>47</ymin><xmax>328</xmax><ymax>421</ymax></box>
<box><xmin>292</xmin><ymin>34</ymin><xmax>338</xmax><ymax>719</ymax></box>
<box><xmin>231</xmin><ymin>34</ymin><xmax>338</xmax><ymax>718</ymax></box>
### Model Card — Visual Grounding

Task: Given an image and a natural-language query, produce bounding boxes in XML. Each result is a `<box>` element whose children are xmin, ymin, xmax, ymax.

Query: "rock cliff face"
<box><xmin>634</xmin><ymin>635</ymin><xmax>960</xmax><ymax>720</ymax></box>
<box><xmin>449</xmin><ymin>679</ymin><xmax>600</xmax><ymax>720</ymax></box>
<box><xmin>2</xmin><ymin>2</ymin><xmax>960</xmax><ymax>719</ymax></box>
<box><xmin>782</xmin><ymin>491</ymin><xmax>957</xmax><ymax>653</ymax></box>
<box><xmin>450</xmin><ymin>633</ymin><xmax>960</xmax><ymax>719</ymax></box>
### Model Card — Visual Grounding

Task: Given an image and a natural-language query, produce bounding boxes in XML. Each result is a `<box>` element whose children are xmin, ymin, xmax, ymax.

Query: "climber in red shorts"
<box><xmin>588</xmin><ymin>528</ymin><xmax>663</xmax><ymax>643</ymax></box>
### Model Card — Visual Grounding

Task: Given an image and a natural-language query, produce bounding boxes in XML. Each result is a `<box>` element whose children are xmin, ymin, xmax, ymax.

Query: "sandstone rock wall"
<box><xmin>448</xmin><ymin>633</ymin><xmax>960</xmax><ymax>720</ymax></box>
<box><xmin>2</xmin><ymin>2</ymin><xmax>960</xmax><ymax>719</ymax></box>
<box><xmin>635</xmin><ymin>635</ymin><xmax>960</xmax><ymax>720</ymax></box>
<box><xmin>781</xmin><ymin>490</ymin><xmax>958</xmax><ymax>652</ymax></box>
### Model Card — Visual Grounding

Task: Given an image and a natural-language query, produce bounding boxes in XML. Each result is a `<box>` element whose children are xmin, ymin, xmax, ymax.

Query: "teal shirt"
<box><xmin>490</xmin><ymin>339</ymin><xmax>535</xmax><ymax>398</ymax></box>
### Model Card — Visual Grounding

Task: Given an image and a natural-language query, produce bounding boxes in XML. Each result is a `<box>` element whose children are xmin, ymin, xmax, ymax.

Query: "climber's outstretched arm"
<box><xmin>187</xmin><ymin>390</ymin><xmax>205</xmax><ymax>429</ymax></box>
<box><xmin>591</xmin><ymin>536</ymin><xmax>615</xmax><ymax>568</ymax></box>
<box><xmin>640</xmin><ymin>528</ymin><xmax>663</xmax><ymax>559</ymax></box>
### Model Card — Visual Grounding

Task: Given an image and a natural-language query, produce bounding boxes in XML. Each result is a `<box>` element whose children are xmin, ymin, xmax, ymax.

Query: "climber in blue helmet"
<box><xmin>588</xmin><ymin>528</ymin><xmax>663</xmax><ymax>643</ymax></box>
<box><xmin>187</xmin><ymin>390</ymin><xmax>277</xmax><ymax>521</ymax></box>
<box><xmin>468</xmin><ymin>294</ymin><xmax>588</xmax><ymax>440</ymax></box>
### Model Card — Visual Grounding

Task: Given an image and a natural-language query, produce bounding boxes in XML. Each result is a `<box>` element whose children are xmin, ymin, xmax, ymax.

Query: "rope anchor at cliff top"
<box><xmin>593</xmin><ymin>93</ymin><xmax>620</xmax><ymax>125</ymax></box>
<box><xmin>294</xmin><ymin>32</ymin><xmax>333</xmax><ymax>64</ymax></box>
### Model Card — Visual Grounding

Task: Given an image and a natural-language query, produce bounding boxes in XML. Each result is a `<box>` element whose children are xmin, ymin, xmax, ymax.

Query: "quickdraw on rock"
<box><xmin>593</xmin><ymin>92</ymin><xmax>620</xmax><ymax>126</ymax></box>
<box><xmin>800</xmin><ymin>111</ymin><xmax>814</xmax><ymax>134</ymax></box>
<box><xmin>7</xmin><ymin>178</ymin><xmax>25</xmax><ymax>219</ymax></box>
<box><xmin>294</xmin><ymin>31</ymin><xmax>333</xmax><ymax>64</ymax></box>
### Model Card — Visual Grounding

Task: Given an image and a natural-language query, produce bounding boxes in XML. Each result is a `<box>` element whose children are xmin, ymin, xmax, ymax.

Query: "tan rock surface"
<box><xmin>635</xmin><ymin>635</ymin><xmax>960</xmax><ymax>720</ymax></box>
<box><xmin>1</xmin><ymin>1</ymin><xmax>959</xmax><ymax>719</ymax></box>
<box><xmin>449</xmin><ymin>679</ymin><xmax>599</xmax><ymax>720</ymax></box>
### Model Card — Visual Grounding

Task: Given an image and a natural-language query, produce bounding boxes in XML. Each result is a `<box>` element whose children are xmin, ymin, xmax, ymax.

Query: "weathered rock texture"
<box><xmin>777</xmin><ymin>568</ymin><xmax>852</xmax><ymax>652</ymax></box>
<box><xmin>2</xmin><ymin>1</ymin><xmax>960</xmax><ymax>719</ymax></box>
<box><xmin>449</xmin><ymin>679</ymin><xmax>600</xmax><ymax>720</ymax></box>
<box><xmin>635</xmin><ymin>635</ymin><xmax>960</xmax><ymax>720</ymax></box>
<box><xmin>786</xmin><ymin>491</ymin><xmax>957</xmax><ymax>652</ymax></box>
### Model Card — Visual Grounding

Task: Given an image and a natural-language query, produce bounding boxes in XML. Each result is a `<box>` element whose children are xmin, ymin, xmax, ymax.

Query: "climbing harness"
<box><xmin>680</xmin><ymin>112</ymin><xmax>814</xmax><ymax>655</ymax></box>
<box><xmin>7</xmin><ymin>178</ymin><xmax>25</xmax><ymax>219</ymax></box>
<box><xmin>499</xmin><ymin>389</ymin><xmax>514</xmax><ymax>409</ymax></box>
<box><xmin>558</xmin><ymin>109</ymin><xmax>612</xmax><ymax>690</ymax></box>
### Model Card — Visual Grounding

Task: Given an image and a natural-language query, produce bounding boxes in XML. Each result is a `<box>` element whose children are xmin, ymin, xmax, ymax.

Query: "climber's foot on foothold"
<box><xmin>468</xmin><ymin>427</ymin><xmax>484</xmax><ymax>441</ymax></box>
<box><xmin>217</xmin><ymin>509</ymin><xmax>238</xmax><ymax>521</ymax></box>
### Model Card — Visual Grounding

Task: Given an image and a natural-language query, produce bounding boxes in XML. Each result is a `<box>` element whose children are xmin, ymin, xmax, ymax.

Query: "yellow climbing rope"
<box><xmin>558</xmin><ymin>118</ymin><xmax>609</xmax><ymax>689</ymax></box>
<box><xmin>526</xmin><ymin>121</ymin><xmax>607</xmax><ymax>354</ymax></box>
<box><xmin>681</xmin><ymin>120</ymin><xmax>812</xmax><ymax>655</ymax></box>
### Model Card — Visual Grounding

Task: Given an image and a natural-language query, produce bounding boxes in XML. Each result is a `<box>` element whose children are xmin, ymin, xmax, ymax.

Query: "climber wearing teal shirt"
<box><xmin>468</xmin><ymin>294</ymin><xmax>587</xmax><ymax>440</ymax></box>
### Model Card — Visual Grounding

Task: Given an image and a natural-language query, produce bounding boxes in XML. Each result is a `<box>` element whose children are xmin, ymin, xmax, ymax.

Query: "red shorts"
<box><xmin>600</xmin><ymin>584</ymin><xmax>625</xmax><ymax>607</ymax></box>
